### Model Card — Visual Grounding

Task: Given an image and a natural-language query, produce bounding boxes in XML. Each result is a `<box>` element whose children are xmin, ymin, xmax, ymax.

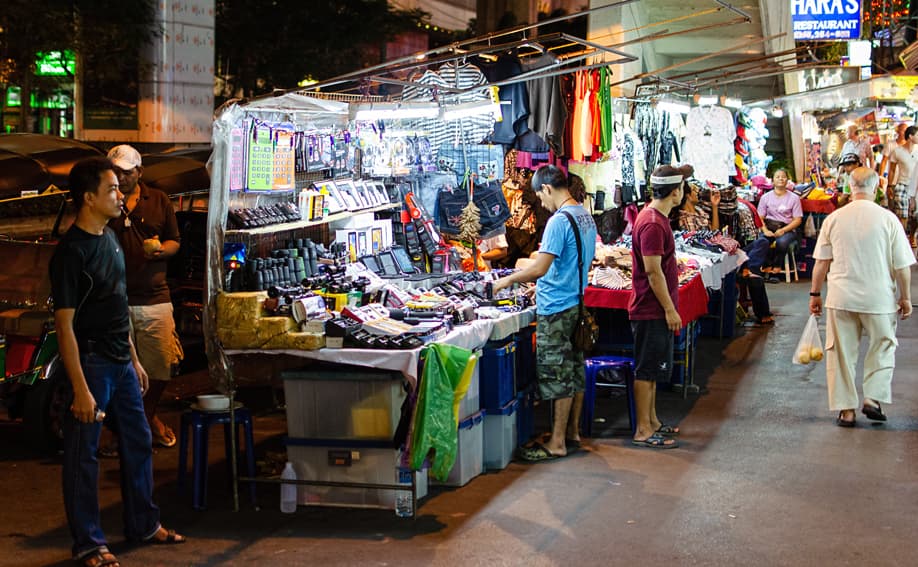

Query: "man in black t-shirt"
<box><xmin>50</xmin><ymin>157</ymin><xmax>186</xmax><ymax>567</ymax></box>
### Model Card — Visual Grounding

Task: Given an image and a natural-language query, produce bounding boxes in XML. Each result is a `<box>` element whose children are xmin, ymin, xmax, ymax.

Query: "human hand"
<box><xmin>71</xmin><ymin>390</ymin><xmax>98</xmax><ymax>424</ymax></box>
<box><xmin>665</xmin><ymin>308</ymin><xmax>682</xmax><ymax>332</ymax></box>
<box><xmin>809</xmin><ymin>296</ymin><xmax>822</xmax><ymax>316</ymax></box>
<box><xmin>710</xmin><ymin>190</ymin><xmax>721</xmax><ymax>207</ymax></box>
<box><xmin>491</xmin><ymin>278</ymin><xmax>510</xmax><ymax>294</ymax></box>
<box><xmin>909</xmin><ymin>197</ymin><xmax>916</xmax><ymax>216</ymax></box>
<box><xmin>134</xmin><ymin>360</ymin><xmax>150</xmax><ymax>395</ymax></box>
<box><xmin>898</xmin><ymin>298</ymin><xmax>912</xmax><ymax>320</ymax></box>
<box><xmin>763</xmin><ymin>229</ymin><xmax>775</xmax><ymax>238</ymax></box>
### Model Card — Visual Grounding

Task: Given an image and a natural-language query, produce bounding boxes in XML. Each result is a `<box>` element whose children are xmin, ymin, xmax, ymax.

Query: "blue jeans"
<box><xmin>63</xmin><ymin>353</ymin><xmax>160</xmax><ymax>559</ymax></box>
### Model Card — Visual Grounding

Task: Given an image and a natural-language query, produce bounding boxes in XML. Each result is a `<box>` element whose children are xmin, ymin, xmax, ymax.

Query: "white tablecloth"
<box><xmin>225</xmin><ymin>307</ymin><xmax>535</xmax><ymax>386</ymax></box>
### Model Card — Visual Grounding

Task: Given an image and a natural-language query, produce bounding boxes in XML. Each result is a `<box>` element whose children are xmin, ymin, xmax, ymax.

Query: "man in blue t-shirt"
<box><xmin>493</xmin><ymin>166</ymin><xmax>597</xmax><ymax>461</ymax></box>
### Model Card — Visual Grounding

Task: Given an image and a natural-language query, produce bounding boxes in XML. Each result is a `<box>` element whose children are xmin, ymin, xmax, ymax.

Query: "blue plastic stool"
<box><xmin>178</xmin><ymin>406</ymin><xmax>257</xmax><ymax>510</ymax></box>
<box><xmin>582</xmin><ymin>355</ymin><xmax>636</xmax><ymax>436</ymax></box>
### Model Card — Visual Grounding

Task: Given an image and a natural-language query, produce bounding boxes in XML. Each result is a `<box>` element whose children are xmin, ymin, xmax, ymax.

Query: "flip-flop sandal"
<box><xmin>631</xmin><ymin>433</ymin><xmax>679</xmax><ymax>449</ymax></box>
<box><xmin>146</xmin><ymin>528</ymin><xmax>187</xmax><ymax>545</ymax></box>
<box><xmin>565</xmin><ymin>438</ymin><xmax>582</xmax><ymax>451</ymax></box>
<box><xmin>655</xmin><ymin>424</ymin><xmax>680</xmax><ymax>437</ymax></box>
<box><xmin>516</xmin><ymin>442</ymin><xmax>563</xmax><ymax>463</ymax></box>
<box><xmin>80</xmin><ymin>550</ymin><xmax>120</xmax><ymax>567</ymax></box>
<box><xmin>836</xmin><ymin>412</ymin><xmax>856</xmax><ymax>428</ymax></box>
<box><xmin>861</xmin><ymin>403</ymin><xmax>887</xmax><ymax>422</ymax></box>
<box><xmin>153</xmin><ymin>426</ymin><xmax>177</xmax><ymax>448</ymax></box>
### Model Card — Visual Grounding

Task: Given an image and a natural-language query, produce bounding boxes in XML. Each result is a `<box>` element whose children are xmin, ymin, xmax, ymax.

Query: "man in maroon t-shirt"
<box><xmin>628</xmin><ymin>164</ymin><xmax>693</xmax><ymax>449</ymax></box>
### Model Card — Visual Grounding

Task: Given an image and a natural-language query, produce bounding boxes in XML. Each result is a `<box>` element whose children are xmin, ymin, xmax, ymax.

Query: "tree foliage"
<box><xmin>0</xmin><ymin>0</ymin><xmax>157</xmax><ymax>130</ymax></box>
<box><xmin>215</xmin><ymin>0</ymin><xmax>428</xmax><ymax>100</ymax></box>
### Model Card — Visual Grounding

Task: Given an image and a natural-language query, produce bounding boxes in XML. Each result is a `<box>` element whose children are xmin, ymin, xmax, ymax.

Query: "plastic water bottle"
<box><xmin>280</xmin><ymin>462</ymin><xmax>297</xmax><ymax>514</ymax></box>
<box><xmin>394</xmin><ymin>468</ymin><xmax>413</xmax><ymax>518</ymax></box>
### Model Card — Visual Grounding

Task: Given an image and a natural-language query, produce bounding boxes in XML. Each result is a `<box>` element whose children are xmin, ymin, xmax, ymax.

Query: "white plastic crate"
<box><xmin>287</xmin><ymin>445</ymin><xmax>427</xmax><ymax>510</ymax></box>
<box><xmin>458</xmin><ymin>354</ymin><xmax>480</xmax><ymax>420</ymax></box>
<box><xmin>432</xmin><ymin>411</ymin><xmax>484</xmax><ymax>487</ymax></box>
<box><xmin>282</xmin><ymin>367</ymin><xmax>406</xmax><ymax>440</ymax></box>
<box><xmin>483</xmin><ymin>398</ymin><xmax>518</xmax><ymax>470</ymax></box>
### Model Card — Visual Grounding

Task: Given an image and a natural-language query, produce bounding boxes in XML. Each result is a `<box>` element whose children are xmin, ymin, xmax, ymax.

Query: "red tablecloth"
<box><xmin>583</xmin><ymin>274</ymin><xmax>709</xmax><ymax>324</ymax></box>
<box><xmin>802</xmin><ymin>199</ymin><xmax>836</xmax><ymax>214</ymax></box>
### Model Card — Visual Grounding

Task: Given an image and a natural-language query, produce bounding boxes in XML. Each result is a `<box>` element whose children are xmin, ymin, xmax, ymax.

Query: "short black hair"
<box><xmin>69</xmin><ymin>156</ymin><xmax>115</xmax><ymax>210</ymax></box>
<box><xmin>568</xmin><ymin>172</ymin><xmax>586</xmax><ymax>203</ymax></box>
<box><xmin>906</xmin><ymin>126</ymin><xmax>918</xmax><ymax>140</ymax></box>
<box><xmin>531</xmin><ymin>164</ymin><xmax>567</xmax><ymax>193</ymax></box>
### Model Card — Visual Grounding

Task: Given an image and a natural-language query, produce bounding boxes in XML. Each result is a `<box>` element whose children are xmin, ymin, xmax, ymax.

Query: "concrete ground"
<box><xmin>2</xmin><ymin>273</ymin><xmax>917</xmax><ymax>567</ymax></box>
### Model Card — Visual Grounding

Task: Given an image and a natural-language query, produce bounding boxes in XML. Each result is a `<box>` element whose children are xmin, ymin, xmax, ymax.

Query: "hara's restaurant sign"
<box><xmin>792</xmin><ymin>0</ymin><xmax>862</xmax><ymax>41</ymax></box>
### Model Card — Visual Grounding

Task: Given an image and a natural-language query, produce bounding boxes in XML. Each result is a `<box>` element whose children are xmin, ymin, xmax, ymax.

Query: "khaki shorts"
<box><xmin>536</xmin><ymin>305</ymin><xmax>585</xmax><ymax>401</ymax></box>
<box><xmin>129</xmin><ymin>303</ymin><xmax>183</xmax><ymax>382</ymax></box>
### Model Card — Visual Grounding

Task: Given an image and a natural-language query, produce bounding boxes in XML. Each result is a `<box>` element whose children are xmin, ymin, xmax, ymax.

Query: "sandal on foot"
<box><xmin>516</xmin><ymin>442</ymin><xmax>563</xmax><ymax>463</ymax></box>
<box><xmin>80</xmin><ymin>550</ymin><xmax>120</xmax><ymax>567</ymax></box>
<box><xmin>861</xmin><ymin>403</ymin><xmax>887</xmax><ymax>422</ymax></box>
<box><xmin>152</xmin><ymin>425</ymin><xmax>177</xmax><ymax>448</ymax></box>
<box><xmin>836</xmin><ymin>411</ymin><xmax>856</xmax><ymax>428</ymax></box>
<box><xmin>565</xmin><ymin>438</ymin><xmax>582</xmax><ymax>451</ymax></box>
<box><xmin>145</xmin><ymin>527</ymin><xmax>187</xmax><ymax>545</ymax></box>
<box><xmin>631</xmin><ymin>433</ymin><xmax>679</xmax><ymax>449</ymax></box>
<box><xmin>655</xmin><ymin>424</ymin><xmax>680</xmax><ymax>437</ymax></box>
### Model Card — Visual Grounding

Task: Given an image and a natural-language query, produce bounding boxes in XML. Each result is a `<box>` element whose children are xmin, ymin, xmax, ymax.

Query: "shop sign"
<box><xmin>35</xmin><ymin>51</ymin><xmax>76</xmax><ymax>77</ymax></box>
<box><xmin>871</xmin><ymin>75</ymin><xmax>918</xmax><ymax>101</ymax></box>
<box><xmin>792</xmin><ymin>0</ymin><xmax>861</xmax><ymax>41</ymax></box>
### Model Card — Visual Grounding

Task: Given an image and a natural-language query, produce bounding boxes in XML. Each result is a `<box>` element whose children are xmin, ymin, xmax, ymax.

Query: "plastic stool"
<box><xmin>582</xmin><ymin>355</ymin><xmax>636</xmax><ymax>437</ymax></box>
<box><xmin>178</xmin><ymin>406</ymin><xmax>257</xmax><ymax>510</ymax></box>
<box><xmin>784</xmin><ymin>242</ymin><xmax>799</xmax><ymax>282</ymax></box>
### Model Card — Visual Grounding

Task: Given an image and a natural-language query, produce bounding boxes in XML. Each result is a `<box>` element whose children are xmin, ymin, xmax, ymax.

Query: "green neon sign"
<box><xmin>35</xmin><ymin>51</ymin><xmax>76</xmax><ymax>76</ymax></box>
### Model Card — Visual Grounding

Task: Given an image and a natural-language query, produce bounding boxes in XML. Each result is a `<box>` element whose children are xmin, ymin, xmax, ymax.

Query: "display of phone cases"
<box><xmin>366</xmin><ymin>181</ymin><xmax>389</xmax><ymax>204</ymax></box>
<box><xmin>335</xmin><ymin>180</ymin><xmax>361</xmax><ymax>211</ymax></box>
<box><xmin>314</xmin><ymin>181</ymin><xmax>346</xmax><ymax>214</ymax></box>
<box><xmin>355</xmin><ymin>180</ymin><xmax>378</xmax><ymax>206</ymax></box>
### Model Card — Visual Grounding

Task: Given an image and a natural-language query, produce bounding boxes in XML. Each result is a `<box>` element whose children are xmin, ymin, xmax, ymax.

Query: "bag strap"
<box><xmin>560</xmin><ymin>210</ymin><xmax>586</xmax><ymax>312</ymax></box>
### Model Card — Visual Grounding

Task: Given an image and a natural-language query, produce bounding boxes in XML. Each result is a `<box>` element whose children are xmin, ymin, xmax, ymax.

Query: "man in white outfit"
<box><xmin>809</xmin><ymin>167</ymin><xmax>914</xmax><ymax>427</ymax></box>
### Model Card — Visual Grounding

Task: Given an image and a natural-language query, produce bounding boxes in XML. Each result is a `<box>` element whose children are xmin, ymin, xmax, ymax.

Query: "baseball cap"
<box><xmin>107</xmin><ymin>145</ymin><xmax>143</xmax><ymax>170</ymax></box>
<box><xmin>839</xmin><ymin>153</ymin><xmax>861</xmax><ymax>166</ymax></box>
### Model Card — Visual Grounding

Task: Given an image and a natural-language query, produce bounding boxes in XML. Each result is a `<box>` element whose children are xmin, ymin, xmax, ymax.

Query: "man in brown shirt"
<box><xmin>106</xmin><ymin>145</ymin><xmax>183</xmax><ymax>450</ymax></box>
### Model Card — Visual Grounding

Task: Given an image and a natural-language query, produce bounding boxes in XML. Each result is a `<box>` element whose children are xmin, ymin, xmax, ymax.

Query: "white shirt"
<box><xmin>814</xmin><ymin>200</ymin><xmax>915</xmax><ymax>314</ymax></box>
<box><xmin>682</xmin><ymin>106</ymin><xmax>735</xmax><ymax>184</ymax></box>
<box><xmin>889</xmin><ymin>144</ymin><xmax>917</xmax><ymax>193</ymax></box>
<box><xmin>479</xmin><ymin>233</ymin><xmax>508</xmax><ymax>269</ymax></box>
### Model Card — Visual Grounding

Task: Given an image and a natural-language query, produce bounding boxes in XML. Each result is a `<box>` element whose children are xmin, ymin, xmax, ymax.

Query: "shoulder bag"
<box><xmin>561</xmin><ymin>210</ymin><xmax>598</xmax><ymax>352</ymax></box>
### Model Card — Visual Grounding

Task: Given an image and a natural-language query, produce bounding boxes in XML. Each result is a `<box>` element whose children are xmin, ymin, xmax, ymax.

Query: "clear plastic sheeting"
<box><xmin>409</xmin><ymin>343</ymin><xmax>476</xmax><ymax>481</ymax></box>
<box><xmin>204</xmin><ymin>95</ymin><xmax>349</xmax><ymax>394</ymax></box>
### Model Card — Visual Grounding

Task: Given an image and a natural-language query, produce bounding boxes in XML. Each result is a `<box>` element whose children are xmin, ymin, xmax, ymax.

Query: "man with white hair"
<box><xmin>810</xmin><ymin>166</ymin><xmax>914</xmax><ymax>427</ymax></box>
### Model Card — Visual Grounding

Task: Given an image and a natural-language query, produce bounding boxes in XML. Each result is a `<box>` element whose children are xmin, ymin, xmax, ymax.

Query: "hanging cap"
<box><xmin>107</xmin><ymin>145</ymin><xmax>142</xmax><ymax>170</ymax></box>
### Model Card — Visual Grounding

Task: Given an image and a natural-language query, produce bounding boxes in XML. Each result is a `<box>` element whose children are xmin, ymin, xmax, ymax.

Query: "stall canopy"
<box><xmin>142</xmin><ymin>154</ymin><xmax>211</xmax><ymax>195</ymax></box>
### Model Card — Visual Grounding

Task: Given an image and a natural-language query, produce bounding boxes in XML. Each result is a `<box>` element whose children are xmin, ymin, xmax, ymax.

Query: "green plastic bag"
<box><xmin>409</xmin><ymin>343</ymin><xmax>476</xmax><ymax>481</ymax></box>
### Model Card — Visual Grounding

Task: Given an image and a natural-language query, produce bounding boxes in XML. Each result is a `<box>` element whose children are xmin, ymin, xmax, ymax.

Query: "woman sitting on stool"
<box><xmin>677</xmin><ymin>181</ymin><xmax>774</xmax><ymax>325</ymax></box>
<box><xmin>751</xmin><ymin>169</ymin><xmax>803</xmax><ymax>283</ymax></box>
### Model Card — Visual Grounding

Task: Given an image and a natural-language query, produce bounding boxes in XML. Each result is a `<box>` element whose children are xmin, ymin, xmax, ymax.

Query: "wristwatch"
<box><xmin>809</xmin><ymin>291</ymin><xmax>820</xmax><ymax>297</ymax></box>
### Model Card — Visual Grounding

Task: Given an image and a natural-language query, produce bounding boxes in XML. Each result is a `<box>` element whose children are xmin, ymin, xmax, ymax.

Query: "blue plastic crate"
<box><xmin>515</xmin><ymin>386</ymin><xmax>535</xmax><ymax>448</ymax></box>
<box><xmin>514</xmin><ymin>325</ymin><xmax>536</xmax><ymax>390</ymax></box>
<box><xmin>480</xmin><ymin>340</ymin><xmax>516</xmax><ymax>410</ymax></box>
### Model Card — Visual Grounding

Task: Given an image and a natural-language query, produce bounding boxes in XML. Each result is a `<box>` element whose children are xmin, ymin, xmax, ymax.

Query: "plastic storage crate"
<box><xmin>432</xmin><ymin>411</ymin><xmax>484</xmax><ymax>487</ymax></box>
<box><xmin>514</xmin><ymin>325</ymin><xmax>536</xmax><ymax>390</ymax></box>
<box><xmin>483</xmin><ymin>397</ymin><xmax>518</xmax><ymax>471</ymax></box>
<box><xmin>282</xmin><ymin>366</ymin><xmax>406</xmax><ymax>440</ymax></box>
<box><xmin>286</xmin><ymin>445</ymin><xmax>427</xmax><ymax>510</ymax></box>
<box><xmin>458</xmin><ymin>353</ymin><xmax>480</xmax><ymax>420</ymax></box>
<box><xmin>480</xmin><ymin>340</ymin><xmax>516</xmax><ymax>410</ymax></box>
<box><xmin>515</xmin><ymin>386</ymin><xmax>536</xmax><ymax>448</ymax></box>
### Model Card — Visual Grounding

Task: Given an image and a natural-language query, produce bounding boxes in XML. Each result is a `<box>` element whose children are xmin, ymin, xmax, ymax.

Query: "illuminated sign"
<box><xmin>35</xmin><ymin>51</ymin><xmax>76</xmax><ymax>76</ymax></box>
<box><xmin>792</xmin><ymin>0</ymin><xmax>862</xmax><ymax>41</ymax></box>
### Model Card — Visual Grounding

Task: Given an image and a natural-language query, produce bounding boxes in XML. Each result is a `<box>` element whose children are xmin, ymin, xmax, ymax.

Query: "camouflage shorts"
<box><xmin>536</xmin><ymin>305</ymin><xmax>586</xmax><ymax>401</ymax></box>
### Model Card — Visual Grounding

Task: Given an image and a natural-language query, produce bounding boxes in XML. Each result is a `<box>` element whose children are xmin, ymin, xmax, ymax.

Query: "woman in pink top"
<box><xmin>756</xmin><ymin>169</ymin><xmax>803</xmax><ymax>282</ymax></box>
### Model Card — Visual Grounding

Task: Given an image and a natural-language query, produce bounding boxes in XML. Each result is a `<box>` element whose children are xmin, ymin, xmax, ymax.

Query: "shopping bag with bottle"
<box><xmin>792</xmin><ymin>314</ymin><xmax>824</xmax><ymax>365</ymax></box>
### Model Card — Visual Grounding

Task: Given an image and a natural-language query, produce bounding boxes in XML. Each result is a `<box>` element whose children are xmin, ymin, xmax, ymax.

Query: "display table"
<box><xmin>801</xmin><ymin>199</ymin><xmax>835</xmax><ymax>214</ymax></box>
<box><xmin>225</xmin><ymin>307</ymin><xmax>536</xmax><ymax>387</ymax></box>
<box><xmin>583</xmin><ymin>274</ymin><xmax>709</xmax><ymax>324</ymax></box>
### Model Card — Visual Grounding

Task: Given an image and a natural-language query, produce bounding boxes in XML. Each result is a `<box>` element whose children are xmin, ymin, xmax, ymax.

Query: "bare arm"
<box><xmin>809</xmin><ymin>258</ymin><xmax>831</xmax><ymax>316</ymax></box>
<box><xmin>54</xmin><ymin>308</ymin><xmax>97</xmax><ymax>424</ymax></box>
<box><xmin>480</xmin><ymin>246</ymin><xmax>508</xmax><ymax>263</ymax></box>
<box><xmin>492</xmin><ymin>251</ymin><xmax>555</xmax><ymax>293</ymax></box>
<box><xmin>895</xmin><ymin>266</ymin><xmax>912</xmax><ymax>320</ymax></box>
<box><xmin>643</xmin><ymin>254</ymin><xmax>681</xmax><ymax>331</ymax></box>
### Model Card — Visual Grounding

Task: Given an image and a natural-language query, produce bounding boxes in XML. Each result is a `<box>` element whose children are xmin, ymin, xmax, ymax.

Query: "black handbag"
<box><xmin>561</xmin><ymin>211</ymin><xmax>598</xmax><ymax>352</ymax></box>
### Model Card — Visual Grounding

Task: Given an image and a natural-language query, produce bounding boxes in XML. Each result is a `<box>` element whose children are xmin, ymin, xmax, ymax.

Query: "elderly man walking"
<box><xmin>809</xmin><ymin>166</ymin><xmax>914</xmax><ymax>427</ymax></box>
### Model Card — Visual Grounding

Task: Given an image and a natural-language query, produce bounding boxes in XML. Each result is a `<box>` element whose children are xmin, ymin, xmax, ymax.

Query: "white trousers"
<box><xmin>825</xmin><ymin>308</ymin><xmax>898</xmax><ymax>411</ymax></box>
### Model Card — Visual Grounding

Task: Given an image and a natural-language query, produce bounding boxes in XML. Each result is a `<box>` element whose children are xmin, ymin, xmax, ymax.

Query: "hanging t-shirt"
<box><xmin>682</xmin><ymin>105</ymin><xmax>735</xmax><ymax>184</ymax></box>
<box><xmin>523</xmin><ymin>54</ymin><xmax>566</xmax><ymax>155</ymax></box>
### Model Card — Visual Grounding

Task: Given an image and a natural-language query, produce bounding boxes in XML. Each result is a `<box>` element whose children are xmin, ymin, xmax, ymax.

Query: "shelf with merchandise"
<box><xmin>225</xmin><ymin>202</ymin><xmax>401</xmax><ymax>237</ymax></box>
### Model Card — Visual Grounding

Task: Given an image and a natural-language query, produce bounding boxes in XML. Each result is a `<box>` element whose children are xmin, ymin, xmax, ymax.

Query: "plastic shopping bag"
<box><xmin>793</xmin><ymin>314</ymin><xmax>824</xmax><ymax>365</ymax></box>
<box><xmin>804</xmin><ymin>214</ymin><xmax>817</xmax><ymax>238</ymax></box>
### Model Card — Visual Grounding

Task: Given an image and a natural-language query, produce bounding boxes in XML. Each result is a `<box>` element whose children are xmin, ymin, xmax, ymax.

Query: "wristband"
<box><xmin>809</xmin><ymin>292</ymin><xmax>820</xmax><ymax>297</ymax></box>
